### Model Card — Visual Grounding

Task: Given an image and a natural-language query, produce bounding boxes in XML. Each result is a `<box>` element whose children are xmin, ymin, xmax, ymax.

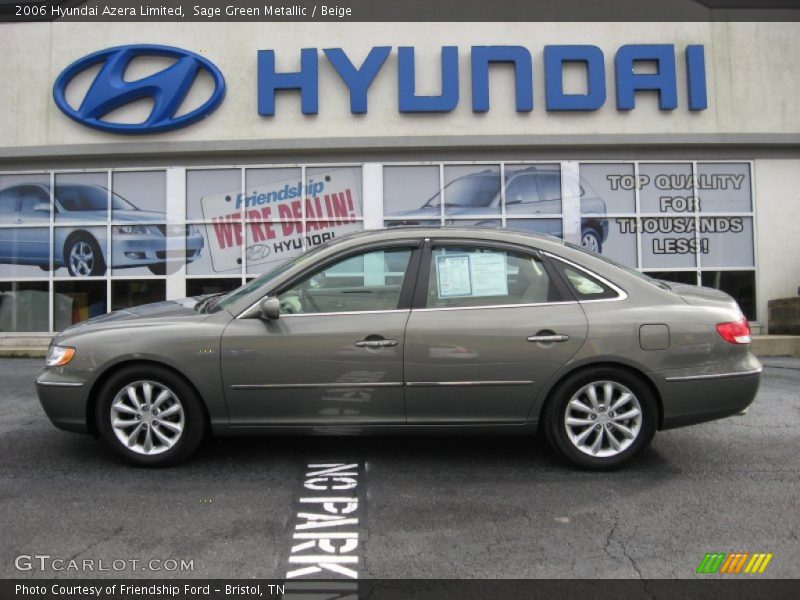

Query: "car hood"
<box><xmin>111</xmin><ymin>210</ymin><xmax>167</xmax><ymax>222</ymax></box>
<box><xmin>58</xmin><ymin>210</ymin><xmax>107</xmax><ymax>222</ymax></box>
<box><xmin>54</xmin><ymin>298</ymin><xmax>210</xmax><ymax>340</ymax></box>
<box><xmin>56</xmin><ymin>209</ymin><xmax>166</xmax><ymax>222</ymax></box>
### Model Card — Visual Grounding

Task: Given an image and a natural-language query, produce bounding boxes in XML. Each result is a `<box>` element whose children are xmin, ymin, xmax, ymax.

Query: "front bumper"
<box><xmin>111</xmin><ymin>232</ymin><xmax>204</xmax><ymax>268</ymax></box>
<box><xmin>35</xmin><ymin>367</ymin><xmax>91</xmax><ymax>434</ymax></box>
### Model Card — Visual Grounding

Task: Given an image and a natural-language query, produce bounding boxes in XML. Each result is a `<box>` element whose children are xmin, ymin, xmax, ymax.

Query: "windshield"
<box><xmin>211</xmin><ymin>244</ymin><xmax>332</xmax><ymax>313</ymax></box>
<box><xmin>563</xmin><ymin>242</ymin><xmax>671</xmax><ymax>290</ymax></box>
<box><xmin>56</xmin><ymin>185</ymin><xmax>137</xmax><ymax>212</ymax></box>
<box><xmin>424</xmin><ymin>175</ymin><xmax>501</xmax><ymax>208</ymax></box>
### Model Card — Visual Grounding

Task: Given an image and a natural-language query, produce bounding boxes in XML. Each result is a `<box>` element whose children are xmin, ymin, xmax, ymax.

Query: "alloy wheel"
<box><xmin>110</xmin><ymin>380</ymin><xmax>185</xmax><ymax>456</ymax></box>
<box><xmin>69</xmin><ymin>241</ymin><xmax>95</xmax><ymax>276</ymax></box>
<box><xmin>564</xmin><ymin>380</ymin><xmax>643</xmax><ymax>458</ymax></box>
<box><xmin>582</xmin><ymin>232</ymin><xmax>600</xmax><ymax>253</ymax></box>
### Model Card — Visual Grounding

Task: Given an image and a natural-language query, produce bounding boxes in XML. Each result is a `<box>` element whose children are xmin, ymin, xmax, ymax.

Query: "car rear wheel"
<box><xmin>544</xmin><ymin>367</ymin><xmax>657</xmax><ymax>470</ymax></box>
<box><xmin>581</xmin><ymin>227</ymin><xmax>602</xmax><ymax>254</ymax></box>
<box><xmin>95</xmin><ymin>365</ymin><xmax>206</xmax><ymax>467</ymax></box>
<box><xmin>65</xmin><ymin>233</ymin><xmax>106</xmax><ymax>277</ymax></box>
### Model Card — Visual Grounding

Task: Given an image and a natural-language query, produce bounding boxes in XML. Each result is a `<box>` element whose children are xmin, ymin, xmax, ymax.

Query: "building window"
<box><xmin>0</xmin><ymin>160</ymin><xmax>757</xmax><ymax>332</ymax></box>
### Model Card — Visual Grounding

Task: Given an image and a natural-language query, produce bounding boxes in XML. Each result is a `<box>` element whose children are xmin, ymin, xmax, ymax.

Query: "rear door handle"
<box><xmin>355</xmin><ymin>338</ymin><xmax>398</xmax><ymax>349</ymax></box>
<box><xmin>527</xmin><ymin>334</ymin><xmax>570</xmax><ymax>343</ymax></box>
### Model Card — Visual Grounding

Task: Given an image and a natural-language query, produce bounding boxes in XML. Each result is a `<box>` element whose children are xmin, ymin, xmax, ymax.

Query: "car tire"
<box><xmin>147</xmin><ymin>263</ymin><xmax>166</xmax><ymax>275</ymax></box>
<box><xmin>543</xmin><ymin>367</ymin><xmax>657</xmax><ymax>470</ymax></box>
<box><xmin>581</xmin><ymin>227</ymin><xmax>602</xmax><ymax>254</ymax></box>
<box><xmin>65</xmin><ymin>233</ymin><xmax>106</xmax><ymax>277</ymax></box>
<box><xmin>38</xmin><ymin>264</ymin><xmax>51</xmax><ymax>271</ymax></box>
<box><xmin>95</xmin><ymin>365</ymin><xmax>206</xmax><ymax>467</ymax></box>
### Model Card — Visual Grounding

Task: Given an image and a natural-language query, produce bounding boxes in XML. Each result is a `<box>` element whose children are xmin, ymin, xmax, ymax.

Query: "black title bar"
<box><xmin>2</xmin><ymin>0</ymin><xmax>800</xmax><ymax>22</ymax></box>
<box><xmin>3</xmin><ymin>579</ymin><xmax>800</xmax><ymax>600</ymax></box>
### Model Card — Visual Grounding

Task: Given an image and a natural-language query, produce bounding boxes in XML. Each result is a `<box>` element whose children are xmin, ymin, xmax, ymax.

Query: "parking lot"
<box><xmin>1</xmin><ymin>357</ymin><xmax>799</xmax><ymax>579</ymax></box>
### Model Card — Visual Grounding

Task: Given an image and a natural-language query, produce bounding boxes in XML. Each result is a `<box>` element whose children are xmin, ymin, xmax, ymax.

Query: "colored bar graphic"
<box><xmin>697</xmin><ymin>553</ymin><xmax>726</xmax><ymax>574</ymax></box>
<box><xmin>697</xmin><ymin>552</ymin><xmax>773</xmax><ymax>574</ymax></box>
<box><xmin>744</xmin><ymin>553</ymin><xmax>774</xmax><ymax>574</ymax></box>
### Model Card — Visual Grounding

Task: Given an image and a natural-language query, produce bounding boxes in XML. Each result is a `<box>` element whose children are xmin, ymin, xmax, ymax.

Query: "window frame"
<box><xmin>240</xmin><ymin>238</ymin><xmax>425</xmax><ymax>318</ymax></box>
<box><xmin>412</xmin><ymin>238</ymin><xmax>573</xmax><ymax>311</ymax></box>
<box><xmin>543</xmin><ymin>253</ymin><xmax>628</xmax><ymax>303</ymax></box>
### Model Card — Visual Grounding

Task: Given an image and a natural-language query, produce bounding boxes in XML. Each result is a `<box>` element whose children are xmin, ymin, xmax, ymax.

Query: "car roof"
<box><xmin>332</xmin><ymin>225</ymin><xmax>567</xmax><ymax>252</ymax></box>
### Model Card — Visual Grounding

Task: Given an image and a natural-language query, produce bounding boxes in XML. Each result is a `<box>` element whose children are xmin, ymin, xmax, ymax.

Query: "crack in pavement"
<box><xmin>52</xmin><ymin>525</ymin><xmax>125</xmax><ymax>579</ymax></box>
<box><xmin>602</xmin><ymin>511</ymin><xmax>657</xmax><ymax>600</ymax></box>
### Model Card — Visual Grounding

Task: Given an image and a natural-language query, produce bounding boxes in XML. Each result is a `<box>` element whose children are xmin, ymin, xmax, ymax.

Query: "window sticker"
<box><xmin>470</xmin><ymin>252</ymin><xmax>509</xmax><ymax>297</ymax></box>
<box><xmin>435</xmin><ymin>254</ymin><xmax>472</xmax><ymax>297</ymax></box>
<box><xmin>435</xmin><ymin>251</ymin><xmax>509</xmax><ymax>299</ymax></box>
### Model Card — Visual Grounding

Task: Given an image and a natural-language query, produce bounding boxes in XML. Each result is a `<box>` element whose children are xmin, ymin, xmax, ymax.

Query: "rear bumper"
<box><xmin>655</xmin><ymin>365</ymin><xmax>762</xmax><ymax>430</ymax></box>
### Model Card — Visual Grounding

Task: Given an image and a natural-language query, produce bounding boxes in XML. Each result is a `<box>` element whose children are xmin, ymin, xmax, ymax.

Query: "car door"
<box><xmin>220</xmin><ymin>241</ymin><xmax>421</xmax><ymax>425</ymax></box>
<box><xmin>404</xmin><ymin>240</ymin><xmax>588</xmax><ymax>423</ymax></box>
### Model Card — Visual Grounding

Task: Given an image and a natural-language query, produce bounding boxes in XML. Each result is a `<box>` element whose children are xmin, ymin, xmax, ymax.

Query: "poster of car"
<box><xmin>0</xmin><ymin>171</ymin><xmax>183</xmax><ymax>278</ymax></box>
<box><xmin>199</xmin><ymin>167</ymin><xmax>363</xmax><ymax>273</ymax></box>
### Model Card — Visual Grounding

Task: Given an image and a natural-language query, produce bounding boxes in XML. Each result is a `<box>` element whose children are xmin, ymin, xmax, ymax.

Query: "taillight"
<box><xmin>716</xmin><ymin>318</ymin><xmax>752</xmax><ymax>344</ymax></box>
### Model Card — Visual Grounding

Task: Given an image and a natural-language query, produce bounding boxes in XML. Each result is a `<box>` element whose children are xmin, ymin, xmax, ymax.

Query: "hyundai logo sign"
<box><xmin>52</xmin><ymin>44</ymin><xmax>225</xmax><ymax>134</ymax></box>
<box><xmin>53</xmin><ymin>43</ymin><xmax>706</xmax><ymax>135</ymax></box>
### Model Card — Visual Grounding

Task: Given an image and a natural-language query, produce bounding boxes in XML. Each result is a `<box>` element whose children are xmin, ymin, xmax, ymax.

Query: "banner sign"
<box><xmin>200</xmin><ymin>169</ymin><xmax>362</xmax><ymax>272</ymax></box>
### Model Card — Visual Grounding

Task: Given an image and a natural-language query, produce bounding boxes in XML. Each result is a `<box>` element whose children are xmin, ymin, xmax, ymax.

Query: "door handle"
<box><xmin>355</xmin><ymin>338</ymin><xmax>398</xmax><ymax>349</ymax></box>
<box><xmin>527</xmin><ymin>334</ymin><xmax>570</xmax><ymax>343</ymax></box>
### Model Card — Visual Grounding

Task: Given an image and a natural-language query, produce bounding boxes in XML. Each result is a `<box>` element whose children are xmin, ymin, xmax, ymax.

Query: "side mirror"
<box><xmin>259</xmin><ymin>296</ymin><xmax>281</xmax><ymax>320</ymax></box>
<box><xmin>33</xmin><ymin>203</ymin><xmax>50</xmax><ymax>212</ymax></box>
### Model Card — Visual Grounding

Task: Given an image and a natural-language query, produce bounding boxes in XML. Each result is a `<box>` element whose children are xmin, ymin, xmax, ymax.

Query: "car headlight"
<box><xmin>46</xmin><ymin>345</ymin><xmax>76</xmax><ymax>367</ymax></box>
<box><xmin>112</xmin><ymin>225</ymin><xmax>149</xmax><ymax>235</ymax></box>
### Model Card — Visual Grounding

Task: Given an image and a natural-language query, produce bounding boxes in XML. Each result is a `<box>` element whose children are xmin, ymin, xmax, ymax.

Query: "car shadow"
<box><xmin>185</xmin><ymin>431</ymin><xmax>673</xmax><ymax>477</ymax></box>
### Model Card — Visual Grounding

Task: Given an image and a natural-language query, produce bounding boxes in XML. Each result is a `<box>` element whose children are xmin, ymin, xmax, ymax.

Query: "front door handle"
<box><xmin>527</xmin><ymin>334</ymin><xmax>570</xmax><ymax>343</ymax></box>
<box><xmin>355</xmin><ymin>338</ymin><xmax>398</xmax><ymax>349</ymax></box>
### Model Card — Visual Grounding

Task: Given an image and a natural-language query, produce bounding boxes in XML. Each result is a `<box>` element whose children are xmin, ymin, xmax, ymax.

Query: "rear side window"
<box><xmin>536</xmin><ymin>174</ymin><xmax>562</xmax><ymax>201</ymax></box>
<box><xmin>425</xmin><ymin>245</ymin><xmax>562</xmax><ymax>309</ymax></box>
<box><xmin>505</xmin><ymin>175</ymin><xmax>540</xmax><ymax>205</ymax></box>
<box><xmin>552</xmin><ymin>259</ymin><xmax>620</xmax><ymax>301</ymax></box>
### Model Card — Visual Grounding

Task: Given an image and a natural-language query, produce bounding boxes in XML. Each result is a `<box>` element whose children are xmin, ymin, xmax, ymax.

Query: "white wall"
<box><xmin>0</xmin><ymin>21</ymin><xmax>798</xmax><ymax>149</ymax></box>
<box><xmin>754</xmin><ymin>159</ymin><xmax>800</xmax><ymax>327</ymax></box>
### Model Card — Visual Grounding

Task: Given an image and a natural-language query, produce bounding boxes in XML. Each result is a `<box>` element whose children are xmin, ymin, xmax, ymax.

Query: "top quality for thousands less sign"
<box><xmin>201</xmin><ymin>169</ymin><xmax>362</xmax><ymax>272</ymax></box>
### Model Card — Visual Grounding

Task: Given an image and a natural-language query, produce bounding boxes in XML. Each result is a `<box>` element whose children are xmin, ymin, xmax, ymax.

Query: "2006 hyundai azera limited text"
<box><xmin>36</xmin><ymin>227</ymin><xmax>762</xmax><ymax>469</ymax></box>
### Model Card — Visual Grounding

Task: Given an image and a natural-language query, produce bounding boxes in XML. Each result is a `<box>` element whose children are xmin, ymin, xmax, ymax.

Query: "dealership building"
<box><xmin>0</xmin><ymin>19</ymin><xmax>798</xmax><ymax>334</ymax></box>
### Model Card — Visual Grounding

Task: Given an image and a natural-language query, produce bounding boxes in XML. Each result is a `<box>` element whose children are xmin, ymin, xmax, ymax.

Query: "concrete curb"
<box><xmin>751</xmin><ymin>335</ymin><xmax>800</xmax><ymax>358</ymax></box>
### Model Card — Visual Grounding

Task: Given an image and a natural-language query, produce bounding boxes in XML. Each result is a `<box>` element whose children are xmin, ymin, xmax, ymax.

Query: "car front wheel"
<box><xmin>544</xmin><ymin>367</ymin><xmax>657</xmax><ymax>470</ymax></box>
<box><xmin>65</xmin><ymin>234</ymin><xmax>106</xmax><ymax>277</ymax></box>
<box><xmin>95</xmin><ymin>365</ymin><xmax>206</xmax><ymax>467</ymax></box>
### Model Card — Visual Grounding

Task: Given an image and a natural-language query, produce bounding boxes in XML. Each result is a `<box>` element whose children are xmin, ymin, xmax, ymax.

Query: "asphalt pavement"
<box><xmin>1</xmin><ymin>358</ymin><xmax>799</xmax><ymax>579</ymax></box>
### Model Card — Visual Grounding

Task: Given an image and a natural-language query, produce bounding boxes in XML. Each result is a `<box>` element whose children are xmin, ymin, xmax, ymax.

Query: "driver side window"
<box><xmin>277</xmin><ymin>247</ymin><xmax>413</xmax><ymax>314</ymax></box>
